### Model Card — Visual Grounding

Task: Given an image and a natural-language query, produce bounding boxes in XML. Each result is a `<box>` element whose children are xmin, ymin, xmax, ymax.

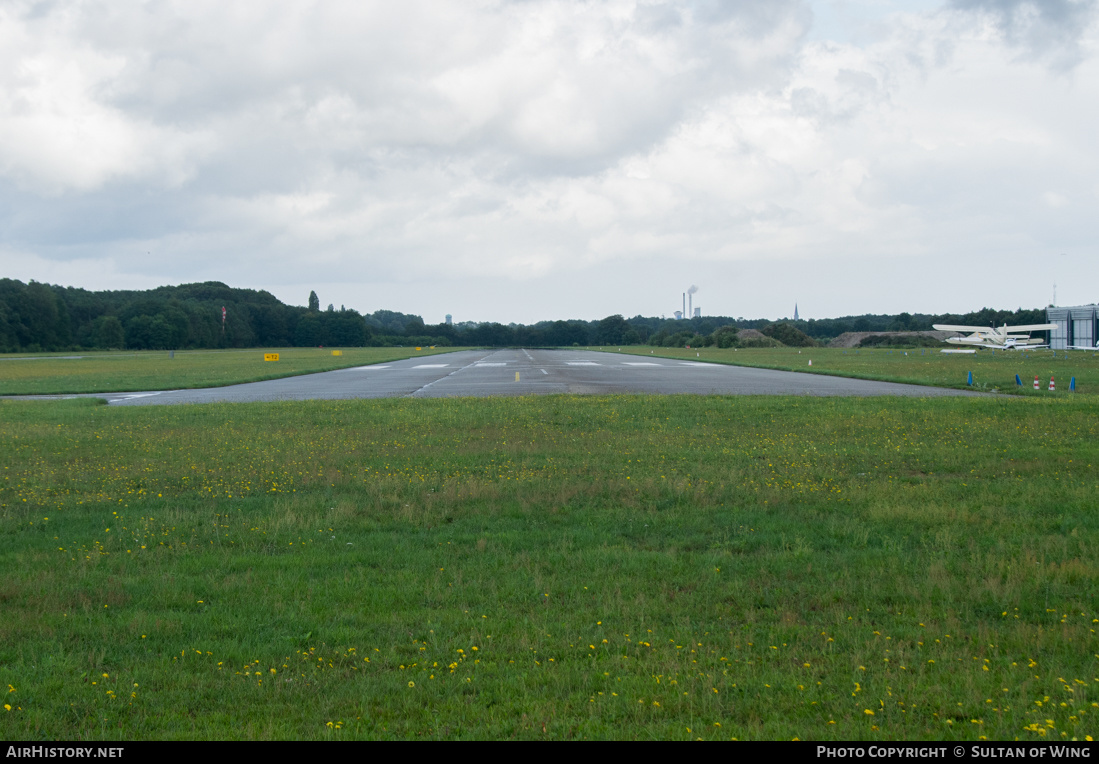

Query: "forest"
<box><xmin>0</xmin><ymin>278</ymin><xmax>1048</xmax><ymax>352</ymax></box>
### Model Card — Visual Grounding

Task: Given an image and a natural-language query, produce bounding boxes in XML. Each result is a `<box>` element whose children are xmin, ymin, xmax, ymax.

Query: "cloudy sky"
<box><xmin>1</xmin><ymin>0</ymin><xmax>1096</xmax><ymax>324</ymax></box>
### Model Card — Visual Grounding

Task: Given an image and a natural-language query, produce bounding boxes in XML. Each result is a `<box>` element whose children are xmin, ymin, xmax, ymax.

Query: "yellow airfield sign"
<box><xmin>264</xmin><ymin>353</ymin><xmax>280</xmax><ymax>362</ymax></box>
<box><xmin>331</xmin><ymin>350</ymin><xmax>342</xmax><ymax>356</ymax></box>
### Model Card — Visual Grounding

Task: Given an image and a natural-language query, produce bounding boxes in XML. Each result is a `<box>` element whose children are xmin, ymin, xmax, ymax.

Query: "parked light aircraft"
<box><xmin>932</xmin><ymin>323</ymin><xmax>1057</xmax><ymax>350</ymax></box>
<box><xmin>1067</xmin><ymin>340</ymin><xmax>1099</xmax><ymax>350</ymax></box>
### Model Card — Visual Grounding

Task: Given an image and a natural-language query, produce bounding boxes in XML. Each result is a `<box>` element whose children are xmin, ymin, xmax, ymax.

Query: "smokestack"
<box><xmin>682</xmin><ymin>293</ymin><xmax>686</xmax><ymax>318</ymax></box>
<box><xmin>687</xmin><ymin>285</ymin><xmax>698</xmax><ymax>320</ymax></box>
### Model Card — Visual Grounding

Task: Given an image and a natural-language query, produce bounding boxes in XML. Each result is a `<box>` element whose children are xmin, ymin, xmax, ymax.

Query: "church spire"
<box><xmin>794</xmin><ymin>303</ymin><xmax>799</xmax><ymax>321</ymax></box>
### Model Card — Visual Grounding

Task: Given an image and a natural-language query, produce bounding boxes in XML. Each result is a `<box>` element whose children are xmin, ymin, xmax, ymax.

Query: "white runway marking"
<box><xmin>409</xmin><ymin>353</ymin><xmax>495</xmax><ymax>397</ymax></box>
<box><xmin>623</xmin><ymin>362</ymin><xmax>661</xmax><ymax>366</ymax></box>
<box><xmin>567</xmin><ymin>361</ymin><xmax>600</xmax><ymax>366</ymax></box>
<box><xmin>679</xmin><ymin>362</ymin><xmax>712</xmax><ymax>367</ymax></box>
<box><xmin>540</xmin><ymin>369</ymin><xmax>548</xmax><ymax>375</ymax></box>
<box><xmin>475</xmin><ymin>363</ymin><xmax>507</xmax><ymax>367</ymax></box>
<box><xmin>339</xmin><ymin>365</ymin><xmax>391</xmax><ymax>371</ymax></box>
<box><xmin>413</xmin><ymin>364</ymin><xmax>449</xmax><ymax>369</ymax></box>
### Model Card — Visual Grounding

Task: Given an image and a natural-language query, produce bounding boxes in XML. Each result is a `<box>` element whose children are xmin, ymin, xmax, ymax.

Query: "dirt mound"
<box><xmin>828</xmin><ymin>330</ymin><xmax>958</xmax><ymax>348</ymax></box>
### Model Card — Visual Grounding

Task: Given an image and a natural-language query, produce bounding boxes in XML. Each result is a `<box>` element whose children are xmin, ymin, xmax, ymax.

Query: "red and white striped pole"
<box><xmin>1049</xmin><ymin>376</ymin><xmax>1055</xmax><ymax>392</ymax></box>
<box><xmin>1034</xmin><ymin>376</ymin><xmax>1039</xmax><ymax>390</ymax></box>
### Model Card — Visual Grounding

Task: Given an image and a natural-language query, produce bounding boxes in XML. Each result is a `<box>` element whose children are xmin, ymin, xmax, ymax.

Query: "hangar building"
<box><xmin>1047</xmin><ymin>304</ymin><xmax>1098</xmax><ymax>350</ymax></box>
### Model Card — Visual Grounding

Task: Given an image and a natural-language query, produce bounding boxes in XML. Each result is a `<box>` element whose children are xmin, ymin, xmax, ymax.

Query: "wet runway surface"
<box><xmin>13</xmin><ymin>349</ymin><xmax>986</xmax><ymax>405</ymax></box>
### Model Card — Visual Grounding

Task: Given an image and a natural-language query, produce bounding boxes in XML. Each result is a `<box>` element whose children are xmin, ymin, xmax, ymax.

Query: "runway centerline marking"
<box><xmin>475</xmin><ymin>363</ymin><xmax>507</xmax><ymax>367</ymax></box>
<box><xmin>408</xmin><ymin>353</ymin><xmax>496</xmax><ymax>396</ymax></box>
<box><xmin>413</xmin><ymin>364</ymin><xmax>449</xmax><ymax>369</ymax></box>
<box><xmin>339</xmin><ymin>365</ymin><xmax>391</xmax><ymax>371</ymax></box>
<box><xmin>567</xmin><ymin>361</ymin><xmax>600</xmax><ymax>366</ymax></box>
<box><xmin>623</xmin><ymin>362</ymin><xmax>662</xmax><ymax>366</ymax></box>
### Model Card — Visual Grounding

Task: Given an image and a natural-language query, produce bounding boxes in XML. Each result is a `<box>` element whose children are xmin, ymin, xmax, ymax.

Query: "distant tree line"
<box><xmin>0</xmin><ymin>280</ymin><xmax>379</xmax><ymax>352</ymax></box>
<box><xmin>786</xmin><ymin>308</ymin><xmax>1048</xmax><ymax>341</ymax></box>
<box><xmin>0</xmin><ymin>278</ymin><xmax>1048</xmax><ymax>352</ymax></box>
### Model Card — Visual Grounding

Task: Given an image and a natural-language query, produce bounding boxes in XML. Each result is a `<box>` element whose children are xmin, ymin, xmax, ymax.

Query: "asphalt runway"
<box><xmin>16</xmin><ymin>348</ymin><xmax>985</xmax><ymax>405</ymax></box>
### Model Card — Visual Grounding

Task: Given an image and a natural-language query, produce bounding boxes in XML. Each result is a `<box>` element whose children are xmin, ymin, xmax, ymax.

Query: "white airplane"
<box><xmin>932</xmin><ymin>323</ymin><xmax>1057</xmax><ymax>350</ymax></box>
<box><xmin>1067</xmin><ymin>340</ymin><xmax>1099</xmax><ymax>350</ymax></box>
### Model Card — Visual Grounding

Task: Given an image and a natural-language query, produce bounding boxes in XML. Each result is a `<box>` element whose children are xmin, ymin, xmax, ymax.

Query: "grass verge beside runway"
<box><xmin>0</xmin><ymin>347</ymin><xmax>468</xmax><ymax>395</ymax></box>
<box><xmin>0</xmin><ymin>394</ymin><xmax>1096</xmax><ymax>740</ymax></box>
<box><xmin>618</xmin><ymin>346</ymin><xmax>1099</xmax><ymax>395</ymax></box>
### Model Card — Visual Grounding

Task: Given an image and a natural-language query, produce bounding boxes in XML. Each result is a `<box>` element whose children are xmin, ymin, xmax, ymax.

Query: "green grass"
<box><xmin>618</xmin><ymin>346</ymin><xmax>1099</xmax><ymax>395</ymax></box>
<box><xmin>8</xmin><ymin>345</ymin><xmax>1095</xmax><ymax>399</ymax></box>
<box><xmin>1</xmin><ymin>394</ymin><xmax>1096</xmax><ymax>740</ymax></box>
<box><xmin>0</xmin><ymin>347</ymin><xmax>467</xmax><ymax>395</ymax></box>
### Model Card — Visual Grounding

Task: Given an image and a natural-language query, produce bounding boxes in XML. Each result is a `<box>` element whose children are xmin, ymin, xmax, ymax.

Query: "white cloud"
<box><xmin>0</xmin><ymin>3</ymin><xmax>213</xmax><ymax>193</ymax></box>
<box><xmin>0</xmin><ymin>0</ymin><xmax>1096</xmax><ymax>321</ymax></box>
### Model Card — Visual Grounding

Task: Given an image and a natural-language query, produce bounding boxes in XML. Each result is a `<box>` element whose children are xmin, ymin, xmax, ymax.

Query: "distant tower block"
<box><xmin>445</xmin><ymin>314</ymin><xmax>452</xmax><ymax>325</ymax></box>
<box><xmin>794</xmin><ymin>303</ymin><xmax>800</xmax><ymax>321</ymax></box>
<box><xmin>692</xmin><ymin>307</ymin><xmax>701</xmax><ymax>318</ymax></box>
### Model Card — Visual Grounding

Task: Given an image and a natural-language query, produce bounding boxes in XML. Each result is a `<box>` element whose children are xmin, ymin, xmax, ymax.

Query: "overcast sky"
<box><xmin>1</xmin><ymin>0</ymin><xmax>1096</xmax><ymax>324</ymax></box>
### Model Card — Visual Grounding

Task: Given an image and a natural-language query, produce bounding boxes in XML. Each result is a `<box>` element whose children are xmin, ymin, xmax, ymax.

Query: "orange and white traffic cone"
<box><xmin>1049</xmin><ymin>376</ymin><xmax>1055</xmax><ymax>391</ymax></box>
<box><xmin>1034</xmin><ymin>376</ymin><xmax>1039</xmax><ymax>390</ymax></box>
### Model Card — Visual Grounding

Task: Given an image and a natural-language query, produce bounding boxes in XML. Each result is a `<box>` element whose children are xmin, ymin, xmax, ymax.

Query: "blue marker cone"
<box><xmin>1070</xmin><ymin>377</ymin><xmax>1076</xmax><ymax>392</ymax></box>
<box><xmin>1015</xmin><ymin>374</ymin><xmax>1021</xmax><ymax>386</ymax></box>
<box><xmin>967</xmin><ymin>371</ymin><xmax>973</xmax><ymax>385</ymax></box>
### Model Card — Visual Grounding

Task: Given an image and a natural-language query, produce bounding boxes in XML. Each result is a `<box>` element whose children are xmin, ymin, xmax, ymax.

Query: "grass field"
<box><xmin>0</xmin><ymin>347</ymin><xmax>464</xmax><ymax>396</ymax></box>
<box><xmin>1</xmin><ymin>394</ymin><xmax>1096</xmax><ymax>740</ymax></box>
<box><xmin>618</xmin><ymin>346</ymin><xmax>1099</xmax><ymax>396</ymax></box>
<box><xmin>6</xmin><ymin>345</ymin><xmax>1096</xmax><ymax>399</ymax></box>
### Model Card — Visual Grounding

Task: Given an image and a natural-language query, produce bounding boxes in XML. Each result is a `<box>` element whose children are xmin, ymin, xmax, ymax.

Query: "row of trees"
<box><xmin>0</xmin><ymin>277</ymin><xmax>1049</xmax><ymax>352</ymax></box>
<box><xmin>0</xmin><ymin>280</ymin><xmax>377</xmax><ymax>352</ymax></box>
<box><xmin>790</xmin><ymin>308</ymin><xmax>1048</xmax><ymax>341</ymax></box>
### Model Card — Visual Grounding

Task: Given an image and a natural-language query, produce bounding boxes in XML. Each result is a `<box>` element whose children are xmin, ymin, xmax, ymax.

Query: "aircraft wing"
<box><xmin>1002</xmin><ymin>324</ymin><xmax>1057</xmax><ymax>332</ymax></box>
<box><xmin>933</xmin><ymin>325</ymin><xmax>993</xmax><ymax>333</ymax></box>
<box><xmin>933</xmin><ymin>323</ymin><xmax>1056</xmax><ymax>333</ymax></box>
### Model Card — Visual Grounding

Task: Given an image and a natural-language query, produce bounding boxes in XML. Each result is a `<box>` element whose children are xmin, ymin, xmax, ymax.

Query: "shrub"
<box><xmin>710</xmin><ymin>325</ymin><xmax>739</xmax><ymax>348</ymax></box>
<box><xmin>857</xmin><ymin>334</ymin><xmax>943</xmax><ymax>349</ymax></box>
